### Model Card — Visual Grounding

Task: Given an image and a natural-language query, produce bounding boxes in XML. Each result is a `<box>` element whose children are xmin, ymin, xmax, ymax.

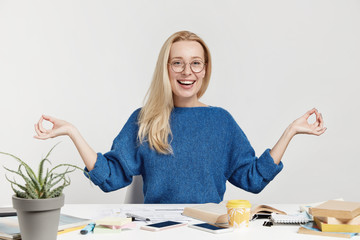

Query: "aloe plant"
<box><xmin>1</xmin><ymin>143</ymin><xmax>85</xmax><ymax>199</ymax></box>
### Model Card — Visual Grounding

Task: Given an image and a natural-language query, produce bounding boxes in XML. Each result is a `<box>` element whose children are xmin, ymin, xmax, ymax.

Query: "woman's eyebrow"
<box><xmin>170</xmin><ymin>56</ymin><xmax>203</xmax><ymax>60</ymax></box>
<box><xmin>191</xmin><ymin>56</ymin><xmax>203</xmax><ymax>59</ymax></box>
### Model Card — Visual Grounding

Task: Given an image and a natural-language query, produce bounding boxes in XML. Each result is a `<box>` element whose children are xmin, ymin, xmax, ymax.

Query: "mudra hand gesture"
<box><xmin>34</xmin><ymin>115</ymin><xmax>74</xmax><ymax>140</ymax></box>
<box><xmin>269</xmin><ymin>108</ymin><xmax>326</xmax><ymax>165</ymax></box>
<box><xmin>291</xmin><ymin>108</ymin><xmax>327</xmax><ymax>136</ymax></box>
<box><xmin>34</xmin><ymin>115</ymin><xmax>97</xmax><ymax>170</ymax></box>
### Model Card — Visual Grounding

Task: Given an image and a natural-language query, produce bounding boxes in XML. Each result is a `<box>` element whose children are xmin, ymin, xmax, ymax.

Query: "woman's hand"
<box><xmin>290</xmin><ymin>108</ymin><xmax>327</xmax><ymax>136</ymax></box>
<box><xmin>34</xmin><ymin>115</ymin><xmax>97</xmax><ymax>170</ymax></box>
<box><xmin>270</xmin><ymin>108</ymin><xmax>327</xmax><ymax>164</ymax></box>
<box><xmin>34</xmin><ymin>115</ymin><xmax>74</xmax><ymax>140</ymax></box>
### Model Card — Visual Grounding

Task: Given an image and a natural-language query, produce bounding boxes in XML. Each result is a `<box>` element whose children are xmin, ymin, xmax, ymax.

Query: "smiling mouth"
<box><xmin>177</xmin><ymin>80</ymin><xmax>196</xmax><ymax>86</ymax></box>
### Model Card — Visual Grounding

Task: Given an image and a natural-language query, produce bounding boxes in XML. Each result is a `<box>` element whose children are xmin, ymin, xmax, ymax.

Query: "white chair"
<box><xmin>124</xmin><ymin>175</ymin><xmax>144</xmax><ymax>203</ymax></box>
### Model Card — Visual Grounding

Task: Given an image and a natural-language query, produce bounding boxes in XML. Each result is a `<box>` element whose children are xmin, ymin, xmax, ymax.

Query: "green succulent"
<box><xmin>0</xmin><ymin>143</ymin><xmax>86</xmax><ymax>199</ymax></box>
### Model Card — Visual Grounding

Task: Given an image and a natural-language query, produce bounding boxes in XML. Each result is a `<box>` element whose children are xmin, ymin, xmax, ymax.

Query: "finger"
<box><xmin>313</xmin><ymin>127</ymin><xmax>327</xmax><ymax>136</ymax></box>
<box><xmin>34</xmin><ymin>123</ymin><xmax>53</xmax><ymax>140</ymax></box>
<box><xmin>34</xmin><ymin>123</ymin><xmax>52</xmax><ymax>138</ymax></box>
<box><xmin>313</xmin><ymin>109</ymin><xmax>322</xmax><ymax>125</ymax></box>
<box><xmin>37</xmin><ymin>116</ymin><xmax>47</xmax><ymax>133</ymax></box>
<box><xmin>34</xmin><ymin>123</ymin><xmax>46</xmax><ymax>136</ymax></box>
<box><xmin>318</xmin><ymin>113</ymin><xmax>324</xmax><ymax>128</ymax></box>
<box><xmin>304</xmin><ymin>108</ymin><xmax>316</xmax><ymax>119</ymax></box>
<box><xmin>42</xmin><ymin>115</ymin><xmax>56</xmax><ymax>123</ymax></box>
<box><xmin>316</xmin><ymin>127</ymin><xmax>327</xmax><ymax>136</ymax></box>
<box><xmin>312</xmin><ymin>121</ymin><xmax>320</xmax><ymax>128</ymax></box>
<box><xmin>33</xmin><ymin>135</ymin><xmax>49</xmax><ymax>140</ymax></box>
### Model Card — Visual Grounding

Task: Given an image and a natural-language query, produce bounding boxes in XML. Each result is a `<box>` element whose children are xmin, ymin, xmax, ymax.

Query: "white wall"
<box><xmin>0</xmin><ymin>0</ymin><xmax>359</xmax><ymax>206</ymax></box>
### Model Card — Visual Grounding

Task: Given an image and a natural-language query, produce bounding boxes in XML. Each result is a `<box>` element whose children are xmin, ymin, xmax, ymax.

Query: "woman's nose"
<box><xmin>182</xmin><ymin>63</ymin><xmax>192</xmax><ymax>75</ymax></box>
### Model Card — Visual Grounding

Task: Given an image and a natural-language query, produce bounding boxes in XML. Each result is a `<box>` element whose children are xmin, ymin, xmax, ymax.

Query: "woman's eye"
<box><xmin>172</xmin><ymin>61</ymin><xmax>182</xmax><ymax>65</ymax></box>
<box><xmin>192</xmin><ymin>61</ymin><xmax>201</xmax><ymax>65</ymax></box>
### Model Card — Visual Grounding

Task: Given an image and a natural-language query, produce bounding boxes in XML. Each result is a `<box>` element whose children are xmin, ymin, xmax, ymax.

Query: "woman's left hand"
<box><xmin>290</xmin><ymin>108</ymin><xmax>327</xmax><ymax>136</ymax></box>
<box><xmin>270</xmin><ymin>108</ymin><xmax>327</xmax><ymax>164</ymax></box>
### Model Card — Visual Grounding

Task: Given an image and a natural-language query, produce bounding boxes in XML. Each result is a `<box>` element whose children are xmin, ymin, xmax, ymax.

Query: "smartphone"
<box><xmin>140</xmin><ymin>221</ymin><xmax>187</xmax><ymax>232</ymax></box>
<box><xmin>189</xmin><ymin>223</ymin><xmax>234</xmax><ymax>234</ymax></box>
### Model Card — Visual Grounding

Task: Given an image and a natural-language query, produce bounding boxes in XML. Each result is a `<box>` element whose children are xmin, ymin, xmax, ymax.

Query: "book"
<box><xmin>182</xmin><ymin>202</ymin><xmax>286</xmax><ymax>224</ymax></box>
<box><xmin>309</xmin><ymin>200</ymin><xmax>360</xmax><ymax>219</ymax></box>
<box><xmin>0</xmin><ymin>214</ymin><xmax>91</xmax><ymax>239</ymax></box>
<box><xmin>251</xmin><ymin>204</ymin><xmax>286</xmax><ymax>219</ymax></box>
<box><xmin>0</xmin><ymin>217</ymin><xmax>20</xmax><ymax>240</ymax></box>
<box><xmin>58</xmin><ymin>214</ymin><xmax>92</xmax><ymax>231</ymax></box>
<box><xmin>298</xmin><ymin>222</ymin><xmax>358</xmax><ymax>238</ymax></box>
<box><xmin>182</xmin><ymin>203</ymin><xmax>228</xmax><ymax>224</ymax></box>
<box><xmin>314</xmin><ymin>217</ymin><xmax>360</xmax><ymax>233</ymax></box>
<box><xmin>299</xmin><ymin>198</ymin><xmax>345</xmax><ymax>221</ymax></box>
<box><xmin>316</xmin><ymin>215</ymin><xmax>360</xmax><ymax>225</ymax></box>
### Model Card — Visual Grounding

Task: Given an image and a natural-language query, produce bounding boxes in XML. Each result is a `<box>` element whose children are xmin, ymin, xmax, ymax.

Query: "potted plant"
<box><xmin>0</xmin><ymin>143</ymin><xmax>85</xmax><ymax>240</ymax></box>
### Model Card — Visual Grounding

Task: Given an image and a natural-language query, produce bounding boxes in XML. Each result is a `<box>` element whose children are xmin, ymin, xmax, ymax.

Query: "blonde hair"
<box><xmin>137</xmin><ymin>31</ymin><xmax>212</xmax><ymax>154</ymax></box>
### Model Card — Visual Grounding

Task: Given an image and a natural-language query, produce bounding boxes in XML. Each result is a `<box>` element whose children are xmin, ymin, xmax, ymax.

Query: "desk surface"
<box><xmin>57</xmin><ymin>204</ymin><xmax>358</xmax><ymax>240</ymax></box>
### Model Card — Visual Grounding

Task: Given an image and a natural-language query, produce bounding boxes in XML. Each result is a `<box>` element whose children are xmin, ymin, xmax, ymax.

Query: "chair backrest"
<box><xmin>124</xmin><ymin>175</ymin><xmax>144</xmax><ymax>203</ymax></box>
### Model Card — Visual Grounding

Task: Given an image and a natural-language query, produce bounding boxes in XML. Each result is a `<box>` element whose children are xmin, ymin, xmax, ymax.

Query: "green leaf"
<box><xmin>47</xmin><ymin>168</ymin><xmax>75</xmax><ymax>189</ymax></box>
<box><xmin>11</xmin><ymin>184</ymin><xmax>28</xmax><ymax>198</ymax></box>
<box><xmin>18</xmin><ymin>168</ymin><xmax>39</xmax><ymax>199</ymax></box>
<box><xmin>38</xmin><ymin>158</ymin><xmax>51</xmax><ymax>186</ymax></box>
<box><xmin>48</xmin><ymin>179</ymin><xmax>69</xmax><ymax>198</ymax></box>
<box><xmin>4</xmin><ymin>166</ymin><xmax>34</xmax><ymax>191</ymax></box>
<box><xmin>21</xmin><ymin>165</ymin><xmax>41</xmax><ymax>195</ymax></box>
<box><xmin>41</xmin><ymin>169</ymin><xmax>50</xmax><ymax>197</ymax></box>
<box><xmin>5</xmin><ymin>175</ymin><xmax>27</xmax><ymax>193</ymax></box>
<box><xmin>0</xmin><ymin>152</ymin><xmax>37</xmax><ymax>180</ymax></box>
<box><xmin>1</xmin><ymin>143</ymin><xmax>91</xmax><ymax>199</ymax></box>
<box><xmin>43</xmin><ymin>142</ymin><xmax>61</xmax><ymax>160</ymax></box>
<box><xmin>22</xmin><ymin>182</ymin><xmax>38</xmax><ymax>199</ymax></box>
<box><xmin>49</xmin><ymin>163</ymin><xmax>84</xmax><ymax>174</ymax></box>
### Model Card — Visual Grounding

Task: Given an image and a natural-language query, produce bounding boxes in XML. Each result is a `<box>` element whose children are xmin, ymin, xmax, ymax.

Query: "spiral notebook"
<box><xmin>270</xmin><ymin>212</ymin><xmax>312</xmax><ymax>224</ymax></box>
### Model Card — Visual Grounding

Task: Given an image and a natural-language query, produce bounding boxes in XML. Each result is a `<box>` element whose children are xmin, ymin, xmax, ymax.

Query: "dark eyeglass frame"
<box><xmin>168</xmin><ymin>59</ymin><xmax>206</xmax><ymax>73</ymax></box>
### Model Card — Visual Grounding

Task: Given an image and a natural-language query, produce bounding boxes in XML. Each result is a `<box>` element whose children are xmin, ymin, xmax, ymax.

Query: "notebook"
<box><xmin>271</xmin><ymin>212</ymin><xmax>312</xmax><ymax>224</ymax></box>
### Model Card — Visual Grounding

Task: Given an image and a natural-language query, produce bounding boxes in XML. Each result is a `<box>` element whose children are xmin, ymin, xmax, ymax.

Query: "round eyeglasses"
<box><xmin>168</xmin><ymin>59</ymin><xmax>206</xmax><ymax>73</ymax></box>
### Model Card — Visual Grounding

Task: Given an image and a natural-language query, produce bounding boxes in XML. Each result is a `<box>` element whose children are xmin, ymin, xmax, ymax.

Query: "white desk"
<box><xmin>57</xmin><ymin>204</ymin><xmax>359</xmax><ymax>240</ymax></box>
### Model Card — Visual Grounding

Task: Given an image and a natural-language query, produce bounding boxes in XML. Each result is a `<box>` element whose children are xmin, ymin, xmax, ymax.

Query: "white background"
<box><xmin>0</xmin><ymin>0</ymin><xmax>359</xmax><ymax>206</ymax></box>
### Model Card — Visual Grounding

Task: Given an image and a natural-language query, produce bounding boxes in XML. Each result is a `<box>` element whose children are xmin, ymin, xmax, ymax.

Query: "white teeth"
<box><xmin>178</xmin><ymin>80</ymin><xmax>195</xmax><ymax>85</ymax></box>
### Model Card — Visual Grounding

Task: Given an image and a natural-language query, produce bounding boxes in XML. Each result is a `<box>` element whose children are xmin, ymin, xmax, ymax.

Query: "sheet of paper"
<box><xmin>112</xmin><ymin>205</ymin><xmax>193</xmax><ymax>223</ymax></box>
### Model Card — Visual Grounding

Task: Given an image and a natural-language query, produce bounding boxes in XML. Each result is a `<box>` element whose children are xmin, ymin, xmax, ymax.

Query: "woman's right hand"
<box><xmin>34</xmin><ymin>115</ymin><xmax>74</xmax><ymax>140</ymax></box>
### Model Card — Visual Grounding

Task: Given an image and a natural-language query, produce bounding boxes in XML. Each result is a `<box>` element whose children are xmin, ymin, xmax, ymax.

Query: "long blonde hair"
<box><xmin>137</xmin><ymin>31</ymin><xmax>212</xmax><ymax>154</ymax></box>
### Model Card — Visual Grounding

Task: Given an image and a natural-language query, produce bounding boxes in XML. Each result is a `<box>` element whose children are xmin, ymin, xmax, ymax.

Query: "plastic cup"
<box><xmin>226</xmin><ymin>200</ymin><xmax>251</xmax><ymax>229</ymax></box>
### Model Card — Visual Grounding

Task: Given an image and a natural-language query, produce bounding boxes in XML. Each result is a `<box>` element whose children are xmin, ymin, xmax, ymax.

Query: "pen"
<box><xmin>125</xmin><ymin>213</ymin><xmax>151</xmax><ymax>222</ymax></box>
<box><xmin>58</xmin><ymin>225</ymin><xmax>87</xmax><ymax>235</ymax></box>
<box><xmin>80</xmin><ymin>223</ymin><xmax>96</xmax><ymax>235</ymax></box>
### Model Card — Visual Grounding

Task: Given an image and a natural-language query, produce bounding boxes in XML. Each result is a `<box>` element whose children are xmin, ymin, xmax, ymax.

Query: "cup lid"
<box><xmin>226</xmin><ymin>200</ymin><xmax>251</xmax><ymax>208</ymax></box>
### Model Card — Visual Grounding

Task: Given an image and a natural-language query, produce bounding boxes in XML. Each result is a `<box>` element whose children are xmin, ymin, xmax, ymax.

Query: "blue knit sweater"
<box><xmin>85</xmin><ymin>107</ymin><xmax>283</xmax><ymax>203</ymax></box>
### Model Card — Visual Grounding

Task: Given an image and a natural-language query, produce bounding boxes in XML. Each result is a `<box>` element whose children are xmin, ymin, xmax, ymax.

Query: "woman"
<box><xmin>34</xmin><ymin>31</ymin><xmax>326</xmax><ymax>203</ymax></box>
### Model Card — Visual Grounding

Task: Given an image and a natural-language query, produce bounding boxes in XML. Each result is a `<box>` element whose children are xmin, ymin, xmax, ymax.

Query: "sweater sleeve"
<box><xmin>84</xmin><ymin>109</ymin><xmax>142</xmax><ymax>192</ymax></box>
<box><xmin>225</xmin><ymin>112</ymin><xmax>283</xmax><ymax>194</ymax></box>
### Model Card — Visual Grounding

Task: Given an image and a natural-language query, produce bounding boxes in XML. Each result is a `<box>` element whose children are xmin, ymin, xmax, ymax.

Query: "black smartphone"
<box><xmin>189</xmin><ymin>223</ymin><xmax>233</xmax><ymax>234</ymax></box>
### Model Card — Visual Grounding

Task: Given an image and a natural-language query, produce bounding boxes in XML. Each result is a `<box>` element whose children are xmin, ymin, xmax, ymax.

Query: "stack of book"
<box><xmin>298</xmin><ymin>200</ymin><xmax>360</xmax><ymax>238</ymax></box>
